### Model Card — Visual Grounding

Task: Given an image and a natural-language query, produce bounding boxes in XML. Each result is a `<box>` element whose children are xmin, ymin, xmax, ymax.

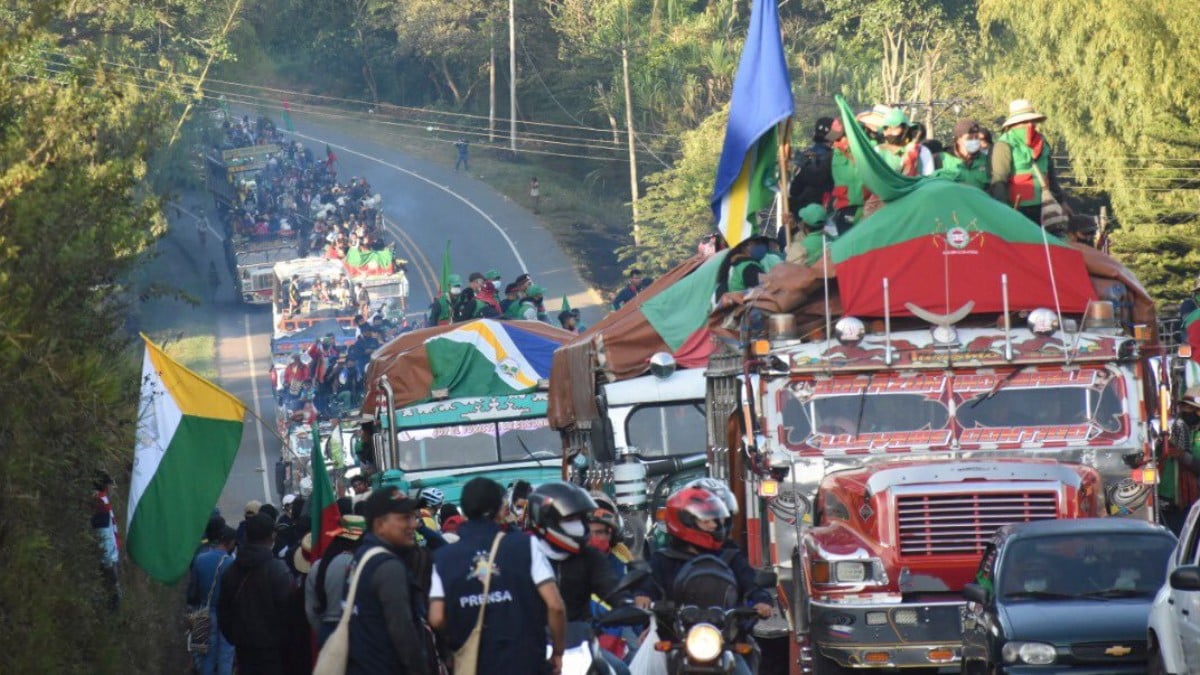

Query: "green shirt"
<box><xmin>939</xmin><ymin>152</ymin><xmax>990</xmax><ymax>190</ymax></box>
<box><xmin>1160</xmin><ymin>422</ymin><xmax>1200</xmax><ymax>503</ymax></box>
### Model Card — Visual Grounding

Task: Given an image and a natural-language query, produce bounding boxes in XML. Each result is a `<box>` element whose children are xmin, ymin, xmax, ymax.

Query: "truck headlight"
<box><xmin>1001</xmin><ymin>641</ymin><xmax>1056</xmax><ymax>665</ymax></box>
<box><xmin>684</xmin><ymin>623</ymin><xmax>723</xmax><ymax>663</ymax></box>
<box><xmin>833</xmin><ymin>561</ymin><xmax>869</xmax><ymax>583</ymax></box>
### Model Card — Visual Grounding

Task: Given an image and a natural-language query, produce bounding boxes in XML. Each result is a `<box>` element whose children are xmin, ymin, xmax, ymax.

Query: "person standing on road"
<box><xmin>1161</xmin><ymin>387</ymin><xmax>1200</xmax><ymax>534</ymax></box>
<box><xmin>429</xmin><ymin>477</ymin><xmax>567</xmax><ymax>675</ymax></box>
<box><xmin>198</xmin><ymin>218</ymin><xmax>208</xmax><ymax>248</ymax></box>
<box><xmin>218</xmin><ymin>513</ymin><xmax>291</xmax><ymax>675</ymax></box>
<box><xmin>188</xmin><ymin>526</ymin><xmax>237</xmax><ymax>675</ymax></box>
<box><xmin>306</xmin><ymin>514</ymin><xmax>366</xmax><ymax>648</ymax></box>
<box><xmin>530</xmin><ymin>176</ymin><xmax>541</xmax><ymax>214</ymax></box>
<box><xmin>454</xmin><ymin>138</ymin><xmax>469</xmax><ymax>172</ymax></box>
<box><xmin>208</xmin><ymin>261</ymin><xmax>221</xmax><ymax>303</ymax></box>
<box><xmin>346</xmin><ymin>488</ymin><xmax>436</xmax><ymax>675</ymax></box>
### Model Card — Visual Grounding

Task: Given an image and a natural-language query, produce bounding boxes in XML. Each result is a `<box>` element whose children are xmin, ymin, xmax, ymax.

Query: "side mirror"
<box><xmin>962</xmin><ymin>583</ymin><xmax>989</xmax><ymax>605</ymax></box>
<box><xmin>1169</xmin><ymin>565</ymin><xmax>1200</xmax><ymax>592</ymax></box>
<box><xmin>608</xmin><ymin>566</ymin><xmax>652</xmax><ymax>601</ymax></box>
<box><xmin>755</xmin><ymin>569</ymin><xmax>779</xmax><ymax>588</ymax></box>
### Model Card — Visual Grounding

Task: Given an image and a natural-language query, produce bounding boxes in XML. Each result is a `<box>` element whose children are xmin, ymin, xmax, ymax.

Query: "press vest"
<box><xmin>999</xmin><ymin>126</ymin><xmax>1051</xmax><ymax>208</ymax></box>
<box><xmin>433</xmin><ymin>521</ymin><xmax>547</xmax><ymax>675</ymax></box>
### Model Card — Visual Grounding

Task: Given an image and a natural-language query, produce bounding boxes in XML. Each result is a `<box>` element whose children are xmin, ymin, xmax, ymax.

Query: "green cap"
<box><xmin>882</xmin><ymin>108</ymin><xmax>909</xmax><ymax>129</ymax></box>
<box><xmin>447</xmin><ymin>274</ymin><xmax>462</xmax><ymax>287</ymax></box>
<box><xmin>485</xmin><ymin>269</ymin><xmax>501</xmax><ymax>281</ymax></box>
<box><xmin>798</xmin><ymin>204</ymin><xmax>828</xmax><ymax>227</ymax></box>
<box><xmin>526</xmin><ymin>284</ymin><xmax>545</xmax><ymax>298</ymax></box>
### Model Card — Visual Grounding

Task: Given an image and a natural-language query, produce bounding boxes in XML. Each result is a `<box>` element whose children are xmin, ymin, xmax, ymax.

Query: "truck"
<box><xmin>234</xmin><ymin>237</ymin><xmax>301</xmax><ymax>305</ymax></box>
<box><xmin>204</xmin><ymin>143</ymin><xmax>280</xmax><ymax>214</ymax></box>
<box><xmin>552</xmin><ymin>175</ymin><xmax>1166</xmax><ymax>673</ymax></box>
<box><xmin>363</xmin><ymin>318</ymin><xmax>576</xmax><ymax>503</ymax></box>
<box><xmin>271</xmin><ymin>258</ymin><xmax>360</xmax><ymax>340</ymax></box>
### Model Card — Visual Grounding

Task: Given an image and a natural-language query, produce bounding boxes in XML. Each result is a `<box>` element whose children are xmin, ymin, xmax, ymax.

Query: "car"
<box><xmin>960</xmin><ymin>517</ymin><xmax>1176</xmax><ymax>674</ymax></box>
<box><xmin>1147</xmin><ymin>500</ymin><xmax>1200</xmax><ymax>674</ymax></box>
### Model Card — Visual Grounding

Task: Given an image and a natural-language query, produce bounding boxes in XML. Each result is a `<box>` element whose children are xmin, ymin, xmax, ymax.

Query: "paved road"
<box><xmin>196</xmin><ymin>111</ymin><xmax>604</xmax><ymax>516</ymax></box>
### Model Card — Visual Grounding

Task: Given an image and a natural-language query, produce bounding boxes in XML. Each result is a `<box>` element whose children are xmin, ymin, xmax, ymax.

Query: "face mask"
<box><xmin>561</xmin><ymin>519</ymin><xmax>586</xmax><ymax>538</ymax></box>
<box><xmin>963</xmin><ymin>138</ymin><xmax>982</xmax><ymax>154</ymax></box>
<box><xmin>588</xmin><ymin>534</ymin><xmax>612</xmax><ymax>554</ymax></box>
<box><xmin>884</xmin><ymin>131</ymin><xmax>906</xmax><ymax>144</ymax></box>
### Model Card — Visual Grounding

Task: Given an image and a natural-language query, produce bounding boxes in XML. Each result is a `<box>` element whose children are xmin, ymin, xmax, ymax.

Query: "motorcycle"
<box><xmin>594</xmin><ymin>563</ymin><xmax>777</xmax><ymax>675</ymax></box>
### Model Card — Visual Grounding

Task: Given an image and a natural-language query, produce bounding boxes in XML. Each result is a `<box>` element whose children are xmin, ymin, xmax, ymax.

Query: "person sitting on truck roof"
<box><xmin>518</xmin><ymin>285</ymin><xmax>549</xmax><ymax>323</ymax></box>
<box><xmin>727</xmin><ymin>237</ymin><xmax>783</xmax><ymax>293</ymax></box>
<box><xmin>287</xmin><ymin>274</ymin><xmax>302</xmax><ymax>315</ymax></box>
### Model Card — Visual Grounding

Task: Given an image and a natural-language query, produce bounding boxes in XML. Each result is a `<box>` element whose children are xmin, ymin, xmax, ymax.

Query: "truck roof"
<box><xmin>603</xmin><ymin>367</ymin><xmax>706</xmax><ymax>406</ymax></box>
<box><xmin>274</xmin><ymin>257</ymin><xmax>347</xmax><ymax>279</ymax></box>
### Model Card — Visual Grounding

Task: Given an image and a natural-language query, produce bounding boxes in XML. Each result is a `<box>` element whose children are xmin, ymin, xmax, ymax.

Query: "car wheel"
<box><xmin>1147</xmin><ymin>636</ymin><xmax>1169</xmax><ymax>675</ymax></box>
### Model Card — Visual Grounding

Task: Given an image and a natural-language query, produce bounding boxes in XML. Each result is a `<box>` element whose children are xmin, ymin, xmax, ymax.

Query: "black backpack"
<box><xmin>670</xmin><ymin>550</ymin><xmax>740</xmax><ymax>609</ymax></box>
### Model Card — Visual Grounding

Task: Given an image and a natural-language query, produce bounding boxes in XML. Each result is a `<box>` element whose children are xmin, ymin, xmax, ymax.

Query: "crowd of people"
<box><xmin>182</xmin><ymin>476</ymin><xmax>768</xmax><ymax>675</ymax></box>
<box><xmin>426</xmin><ymin>270</ymin><xmax>587</xmax><ymax>334</ymax></box>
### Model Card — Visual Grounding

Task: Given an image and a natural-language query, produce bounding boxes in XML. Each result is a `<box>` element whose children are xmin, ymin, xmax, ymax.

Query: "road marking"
<box><xmin>173</xmin><ymin>201</ymin><xmax>225</xmax><ymax>242</ymax></box>
<box><xmin>383</xmin><ymin>215</ymin><xmax>436</xmax><ymax>299</ymax></box>
<box><xmin>288</xmin><ymin>130</ymin><xmax>529</xmax><ymax>272</ymax></box>
<box><xmin>243</xmin><ymin>313</ymin><xmax>273</xmax><ymax>503</ymax></box>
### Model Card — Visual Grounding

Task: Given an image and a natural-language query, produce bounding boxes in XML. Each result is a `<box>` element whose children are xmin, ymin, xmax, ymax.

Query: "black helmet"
<box><xmin>528</xmin><ymin>481</ymin><xmax>597</xmax><ymax>554</ymax></box>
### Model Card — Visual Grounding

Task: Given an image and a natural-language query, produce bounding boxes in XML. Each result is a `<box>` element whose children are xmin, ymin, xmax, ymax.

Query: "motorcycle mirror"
<box><xmin>596</xmin><ymin>605</ymin><xmax>653</xmax><ymax>628</ymax></box>
<box><xmin>754</xmin><ymin>569</ymin><xmax>778</xmax><ymax>588</ymax></box>
<box><xmin>608</xmin><ymin>566</ymin><xmax>652</xmax><ymax>601</ymax></box>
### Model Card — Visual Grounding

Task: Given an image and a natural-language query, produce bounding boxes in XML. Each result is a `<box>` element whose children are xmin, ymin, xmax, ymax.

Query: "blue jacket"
<box><xmin>187</xmin><ymin>549</ymin><xmax>232</xmax><ymax>609</ymax></box>
<box><xmin>433</xmin><ymin>520</ymin><xmax>547</xmax><ymax>675</ymax></box>
<box><xmin>347</xmin><ymin>533</ymin><xmax>433</xmax><ymax>675</ymax></box>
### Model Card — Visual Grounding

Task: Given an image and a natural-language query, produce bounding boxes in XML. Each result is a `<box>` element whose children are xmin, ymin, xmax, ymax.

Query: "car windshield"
<box><xmin>396</xmin><ymin>419</ymin><xmax>561</xmax><ymax>471</ymax></box>
<box><xmin>999</xmin><ymin>533</ymin><xmax>1175</xmax><ymax>600</ymax></box>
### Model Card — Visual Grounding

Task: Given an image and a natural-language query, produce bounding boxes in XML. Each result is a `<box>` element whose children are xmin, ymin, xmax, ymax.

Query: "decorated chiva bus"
<box><xmin>550</xmin><ymin>101</ymin><xmax>1166</xmax><ymax>674</ymax></box>
<box><xmin>362</xmin><ymin>319</ymin><xmax>575</xmax><ymax>503</ymax></box>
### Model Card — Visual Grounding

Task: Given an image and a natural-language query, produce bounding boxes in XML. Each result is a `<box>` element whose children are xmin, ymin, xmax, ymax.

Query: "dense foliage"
<box><xmin>0</xmin><ymin>0</ymin><xmax>235</xmax><ymax>671</ymax></box>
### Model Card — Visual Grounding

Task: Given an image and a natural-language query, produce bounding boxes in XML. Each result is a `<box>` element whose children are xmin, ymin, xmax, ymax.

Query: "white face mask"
<box><xmin>561</xmin><ymin>519</ymin><xmax>586</xmax><ymax>538</ymax></box>
<box><xmin>963</xmin><ymin>138</ymin><xmax>982</xmax><ymax>154</ymax></box>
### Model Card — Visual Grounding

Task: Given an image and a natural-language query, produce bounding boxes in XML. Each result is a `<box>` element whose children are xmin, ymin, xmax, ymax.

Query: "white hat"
<box><xmin>282</xmin><ymin>493</ymin><xmax>297</xmax><ymax>507</ymax></box>
<box><xmin>1002</xmin><ymin>99</ymin><xmax>1047</xmax><ymax>128</ymax></box>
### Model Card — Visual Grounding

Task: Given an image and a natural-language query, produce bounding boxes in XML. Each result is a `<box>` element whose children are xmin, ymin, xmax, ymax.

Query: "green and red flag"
<box><xmin>129</xmin><ymin>335</ymin><xmax>246</xmax><ymax>583</ymax></box>
<box><xmin>639</xmin><ymin>250</ymin><xmax>728</xmax><ymax>363</ymax></box>
<box><xmin>325</xmin><ymin>143</ymin><xmax>337</xmax><ymax>169</ymax></box>
<box><xmin>281</xmin><ymin>101</ymin><xmax>295</xmax><ymax>133</ymax></box>
<box><xmin>829</xmin><ymin>179</ymin><xmax>1096</xmax><ymax>317</ymax></box>
<box><xmin>310</xmin><ymin>421</ymin><xmax>339</xmax><ymax>558</ymax></box>
<box><xmin>1184</xmin><ymin>309</ymin><xmax>1200</xmax><ymax>365</ymax></box>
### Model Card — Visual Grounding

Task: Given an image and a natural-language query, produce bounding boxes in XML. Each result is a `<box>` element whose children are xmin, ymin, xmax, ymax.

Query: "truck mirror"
<box><xmin>1169</xmin><ymin>565</ymin><xmax>1200</xmax><ymax>591</ymax></box>
<box><xmin>590</xmin><ymin>397</ymin><xmax>616</xmax><ymax>464</ymax></box>
<box><xmin>962</xmin><ymin>583</ymin><xmax>988</xmax><ymax>605</ymax></box>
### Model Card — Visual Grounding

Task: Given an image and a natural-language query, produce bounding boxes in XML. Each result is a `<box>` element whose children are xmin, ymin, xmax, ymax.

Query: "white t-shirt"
<box><xmin>429</xmin><ymin>535</ymin><xmax>554</xmax><ymax>600</ymax></box>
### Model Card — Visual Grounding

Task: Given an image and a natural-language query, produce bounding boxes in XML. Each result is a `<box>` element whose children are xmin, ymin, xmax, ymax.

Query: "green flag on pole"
<box><xmin>439</xmin><ymin>241</ymin><xmax>452</xmax><ymax>295</ymax></box>
<box><xmin>310</xmin><ymin>421</ymin><xmax>339</xmax><ymax>558</ymax></box>
<box><xmin>560</xmin><ymin>296</ymin><xmax>571</xmax><ymax>314</ymax></box>
<box><xmin>281</xmin><ymin>101</ymin><xmax>295</xmax><ymax>133</ymax></box>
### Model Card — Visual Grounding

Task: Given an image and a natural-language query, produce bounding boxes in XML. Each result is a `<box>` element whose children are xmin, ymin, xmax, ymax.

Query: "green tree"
<box><xmin>978</xmin><ymin>0</ymin><xmax>1200</xmax><ymax>302</ymax></box>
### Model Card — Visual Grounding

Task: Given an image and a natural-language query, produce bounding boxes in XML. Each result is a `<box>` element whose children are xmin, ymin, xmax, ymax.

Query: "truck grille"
<box><xmin>896</xmin><ymin>491</ymin><xmax>1058</xmax><ymax>555</ymax></box>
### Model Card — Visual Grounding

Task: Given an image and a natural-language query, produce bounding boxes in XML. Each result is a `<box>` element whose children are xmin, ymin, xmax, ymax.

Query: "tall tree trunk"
<box><xmin>357</xmin><ymin>28</ymin><xmax>379</xmax><ymax>104</ymax></box>
<box><xmin>509</xmin><ymin>0</ymin><xmax>517</xmax><ymax>153</ymax></box>
<box><xmin>440</xmin><ymin>57</ymin><xmax>463</xmax><ymax>106</ymax></box>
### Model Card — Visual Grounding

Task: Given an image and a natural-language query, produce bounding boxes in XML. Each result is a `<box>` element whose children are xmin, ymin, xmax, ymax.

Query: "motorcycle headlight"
<box><xmin>684</xmin><ymin>623</ymin><xmax>723</xmax><ymax>663</ymax></box>
<box><xmin>1001</xmin><ymin>641</ymin><xmax>1056</xmax><ymax>665</ymax></box>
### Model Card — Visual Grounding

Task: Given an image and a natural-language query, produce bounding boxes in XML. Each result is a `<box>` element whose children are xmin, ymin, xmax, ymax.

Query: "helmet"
<box><xmin>664</xmin><ymin>486</ymin><xmax>730</xmax><ymax>552</ymax></box>
<box><xmin>417</xmin><ymin>487</ymin><xmax>445</xmax><ymax>509</ymax></box>
<box><xmin>589</xmin><ymin>491</ymin><xmax>623</xmax><ymax>534</ymax></box>
<box><xmin>528</xmin><ymin>481</ymin><xmax>597</xmax><ymax>555</ymax></box>
<box><xmin>684</xmin><ymin>477</ymin><xmax>739</xmax><ymax>515</ymax></box>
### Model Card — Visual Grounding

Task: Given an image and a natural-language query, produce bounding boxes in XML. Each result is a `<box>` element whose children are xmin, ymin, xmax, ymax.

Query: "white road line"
<box><xmin>287</xmin><ymin>130</ymin><xmax>529</xmax><ymax>272</ymax></box>
<box><xmin>243</xmin><ymin>313</ymin><xmax>273</xmax><ymax>503</ymax></box>
<box><xmin>172</xmin><ymin>201</ymin><xmax>225</xmax><ymax>242</ymax></box>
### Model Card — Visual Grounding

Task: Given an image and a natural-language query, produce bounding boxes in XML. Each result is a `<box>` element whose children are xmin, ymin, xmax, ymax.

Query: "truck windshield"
<box><xmin>396</xmin><ymin>419</ymin><xmax>561</xmax><ymax>471</ymax></box>
<box><xmin>626</xmin><ymin>402</ymin><xmax>707</xmax><ymax>456</ymax></box>
<box><xmin>781</xmin><ymin>393</ymin><xmax>950</xmax><ymax>444</ymax></box>
<box><xmin>958</xmin><ymin>378</ymin><xmax>1123</xmax><ymax>432</ymax></box>
<box><xmin>999</xmin><ymin>533</ymin><xmax>1174</xmax><ymax>599</ymax></box>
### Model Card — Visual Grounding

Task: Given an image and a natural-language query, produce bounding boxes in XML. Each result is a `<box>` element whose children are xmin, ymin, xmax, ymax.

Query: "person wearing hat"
<box><xmin>828</xmin><ymin>118</ymin><xmax>870</xmax><ymax>234</ymax></box>
<box><xmin>305</xmin><ymin>514</ymin><xmax>366</xmax><ymax>648</ymax></box>
<box><xmin>727</xmin><ymin>236</ymin><xmax>784</xmax><ymax>293</ymax></box>
<box><xmin>786</xmin><ymin>204</ymin><xmax>832</xmax><ymax>267</ymax></box>
<box><xmin>466</xmin><ymin>271</ymin><xmax>500</xmax><ymax>317</ymax></box>
<box><xmin>500</xmin><ymin>282</ymin><xmax>523</xmax><ymax>318</ymax></box>
<box><xmin>519</xmin><ymin>284</ymin><xmax>549</xmax><ymax>323</ymax></box>
<box><xmin>990</xmin><ymin>99</ymin><xmax>1069</xmax><ymax>224</ymax></box>
<box><xmin>1176</xmin><ymin>275</ymin><xmax>1200</xmax><ymax>345</ymax></box>
<box><xmin>218</xmin><ymin>513</ymin><xmax>292</xmax><ymax>674</ymax></box>
<box><xmin>429</xmin><ymin>273</ymin><xmax>463</xmax><ymax>326</ymax></box>
<box><xmin>1066</xmin><ymin>214</ymin><xmax>1099</xmax><ymax>248</ymax></box>
<box><xmin>236</xmin><ymin>500</ymin><xmax>262</xmax><ymax>546</ymax></box>
<box><xmin>188</xmin><ymin>525</ymin><xmax>237</xmax><ymax>675</ymax></box>
<box><xmin>938</xmin><ymin>119</ymin><xmax>991</xmax><ymax>190</ymax></box>
<box><xmin>874</xmin><ymin>108</ymin><xmax>926</xmax><ymax>177</ymax></box>
<box><xmin>346</xmin><ymin>488</ymin><xmax>435</xmax><ymax>674</ymax></box>
<box><xmin>788</xmin><ymin>116</ymin><xmax>839</xmax><ymax>221</ymax></box>
<box><xmin>1161</xmin><ymin>388</ymin><xmax>1200</xmax><ymax>534</ymax></box>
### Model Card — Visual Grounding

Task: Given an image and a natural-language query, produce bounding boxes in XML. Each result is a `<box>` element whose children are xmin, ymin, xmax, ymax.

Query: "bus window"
<box><xmin>498</xmin><ymin>420</ymin><xmax>561</xmax><ymax>462</ymax></box>
<box><xmin>625</xmin><ymin>402</ymin><xmax>706</xmax><ymax>456</ymax></box>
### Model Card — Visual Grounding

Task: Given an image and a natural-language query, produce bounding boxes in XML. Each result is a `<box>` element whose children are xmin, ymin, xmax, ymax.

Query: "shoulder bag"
<box><xmin>185</xmin><ymin>556</ymin><xmax>227</xmax><ymax>655</ymax></box>
<box><xmin>1030</xmin><ymin>162</ymin><xmax>1069</xmax><ymax>235</ymax></box>
<box><xmin>313</xmin><ymin>546</ymin><xmax>390</xmax><ymax>675</ymax></box>
<box><xmin>453</xmin><ymin>532</ymin><xmax>505</xmax><ymax>675</ymax></box>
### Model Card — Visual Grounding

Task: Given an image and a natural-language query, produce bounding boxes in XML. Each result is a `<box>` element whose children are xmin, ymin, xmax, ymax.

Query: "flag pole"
<box><xmin>777</xmin><ymin>118</ymin><xmax>793</xmax><ymax>248</ymax></box>
<box><xmin>243</xmin><ymin>403</ymin><xmax>291</xmax><ymax>446</ymax></box>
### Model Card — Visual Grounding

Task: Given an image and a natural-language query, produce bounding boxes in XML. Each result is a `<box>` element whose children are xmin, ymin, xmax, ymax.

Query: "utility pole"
<box><xmin>508</xmin><ymin>0</ymin><xmax>517</xmax><ymax>154</ymax></box>
<box><xmin>489</xmin><ymin>20</ymin><xmax>496</xmax><ymax>143</ymax></box>
<box><xmin>622</xmin><ymin>43</ymin><xmax>639</xmax><ymax>245</ymax></box>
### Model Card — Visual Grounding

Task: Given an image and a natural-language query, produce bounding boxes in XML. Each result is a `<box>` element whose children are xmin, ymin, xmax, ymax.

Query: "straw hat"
<box><xmin>292</xmin><ymin>533</ymin><xmax>313</xmax><ymax>574</ymax></box>
<box><xmin>1002</xmin><ymin>99</ymin><xmax>1047</xmax><ymax>128</ymax></box>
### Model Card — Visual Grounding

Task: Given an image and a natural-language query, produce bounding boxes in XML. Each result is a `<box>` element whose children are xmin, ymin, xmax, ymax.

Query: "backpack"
<box><xmin>670</xmin><ymin>550</ymin><xmax>740</xmax><ymax>610</ymax></box>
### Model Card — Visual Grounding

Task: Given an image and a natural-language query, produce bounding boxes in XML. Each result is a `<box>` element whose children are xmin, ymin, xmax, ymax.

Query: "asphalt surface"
<box><xmin>187</xmin><ymin>111</ymin><xmax>603</xmax><ymax>517</ymax></box>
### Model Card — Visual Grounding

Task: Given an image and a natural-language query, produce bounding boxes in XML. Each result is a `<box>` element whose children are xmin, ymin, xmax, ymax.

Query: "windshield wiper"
<box><xmin>970</xmin><ymin>368</ymin><xmax>1023</xmax><ymax>409</ymax></box>
<box><xmin>854</xmin><ymin>373</ymin><xmax>873</xmax><ymax>437</ymax></box>
<box><xmin>1002</xmin><ymin>590</ymin><xmax>1077</xmax><ymax>600</ymax></box>
<box><xmin>516</xmin><ymin>435</ymin><xmax>544</xmax><ymax>467</ymax></box>
<box><xmin>1077</xmin><ymin>588</ymin><xmax>1149</xmax><ymax>599</ymax></box>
